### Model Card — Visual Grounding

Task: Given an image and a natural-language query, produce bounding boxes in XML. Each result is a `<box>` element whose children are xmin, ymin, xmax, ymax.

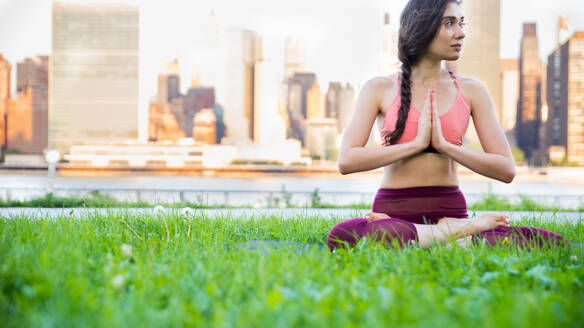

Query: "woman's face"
<box><xmin>426</xmin><ymin>2</ymin><xmax>466</xmax><ymax>61</ymax></box>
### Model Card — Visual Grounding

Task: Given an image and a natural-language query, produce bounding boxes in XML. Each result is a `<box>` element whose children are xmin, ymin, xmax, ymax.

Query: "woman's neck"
<box><xmin>410</xmin><ymin>57</ymin><xmax>445</xmax><ymax>86</ymax></box>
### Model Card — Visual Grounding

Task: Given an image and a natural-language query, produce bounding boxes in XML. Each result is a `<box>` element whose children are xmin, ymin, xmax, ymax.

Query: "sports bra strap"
<box><xmin>448</xmin><ymin>71</ymin><xmax>461</xmax><ymax>90</ymax></box>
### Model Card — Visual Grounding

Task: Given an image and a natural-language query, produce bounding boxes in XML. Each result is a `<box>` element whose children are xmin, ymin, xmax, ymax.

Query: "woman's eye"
<box><xmin>459</xmin><ymin>22</ymin><xmax>466</xmax><ymax>28</ymax></box>
<box><xmin>445</xmin><ymin>21</ymin><xmax>453</xmax><ymax>27</ymax></box>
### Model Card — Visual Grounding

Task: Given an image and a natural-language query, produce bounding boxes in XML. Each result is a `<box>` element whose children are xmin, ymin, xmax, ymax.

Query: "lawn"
<box><xmin>1</xmin><ymin>211</ymin><xmax>583</xmax><ymax>327</ymax></box>
<box><xmin>1</xmin><ymin>191</ymin><xmax>583</xmax><ymax>212</ymax></box>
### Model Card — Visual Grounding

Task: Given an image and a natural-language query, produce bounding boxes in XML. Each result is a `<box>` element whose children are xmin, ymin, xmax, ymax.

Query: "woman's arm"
<box><xmin>439</xmin><ymin>78</ymin><xmax>516</xmax><ymax>183</ymax></box>
<box><xmin>338</xmin><ymin>77</ymin><xmax>426</xmax><ymax>175</ymax></box>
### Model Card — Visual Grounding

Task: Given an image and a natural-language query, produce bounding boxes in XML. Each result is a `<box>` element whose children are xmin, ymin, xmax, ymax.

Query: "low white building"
<box><xmin>63</xmin><ymin>139</ymin><xmax>310</xmax><ymax>168</ymax></box>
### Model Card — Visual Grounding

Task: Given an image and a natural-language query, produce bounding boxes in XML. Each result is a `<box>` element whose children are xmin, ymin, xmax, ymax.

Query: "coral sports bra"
<box><xmin>380</xmin><ymin>71</ymin><xmax>470</xmax><ymax>153</ymax></box>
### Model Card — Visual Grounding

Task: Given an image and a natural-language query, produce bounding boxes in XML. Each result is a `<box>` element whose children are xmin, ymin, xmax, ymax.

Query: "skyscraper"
<box><xmin>500</xmin><ymin>58</ymin><xmax>519</xmax><ymax>142</ymax></box>
<box><xmin>545</xmin><ymin>31</ymin><xmax>584</xmax><ymax>165</ymax></box>
<box><xmin>147</xmin><ymin>102</ymin><xmax>184</xmax><ymax>142</ymax></box>
<box><xmin>17</xmin><ymin>56</ymin><xmax>49</xmax><ymax>94</ymax></box>
<box><xmin>557</xmin><ymin>16</ymin><xmax>570</xmax><ymax>47</ymax></box>
<box><xmin>157</xmin><ymin>59</ymin><xmax>181</xmax><ymax>105</ymax></box>
<box><xmin>448</xmin><ymin>0</ymin><xmax>501</xmax><ymax>145</ymax></box>
<box><xmin>213</xmin><ymin>104</ymin><xmax>226</xmax><ymax>144</ymax></box>
<box><xmin>338</xmin><ymin>83</ymin><xmax>356</xmax><ymax>134</ymax></box>
<box><xmin>193</xmin><ymin>108</ymin><xmax>216</xmax><ymax>145</ymax></box>
<box><xmin>0</xmin><ymin>55</ymin><xmax>10</xmax><ymax>151</ymax></box>
<box><xmin>191</xmin><ymin>65</ymin><xmax>201</xmax><ymax>88</ymax></box>
<box><xmin>50</xmin><ymin>2</ymin><xmax>139</xmax><ymax>154</ymax></box>
<box><xmin>7</xmin><ymin>85</ymin><xmax>48</xmax><ymax>154</ymax></box>
<box><xmin>5</xmin><ymin>55</ymin><xmax>50</xmax><ymax>154</ymax></box>
<box><xmin>193</xmin><ymin>17</ymin><xmax>260</xmax><ymax>141</ymax></box>
<box><xmin>253</xmin><ymin>36</ymin><xmax>286</xmax><ymax>145</ymax></box>
<box><xmin>184</xmin><ymin>87</ymin><xmax>215</xmax><ymax>137</ymax></box>
<box><xmin>307</xmin><ymin>82</ymin><xmax>325</xmax><ymax>120</ymax></box>
<box><xmin>306</xmin><ymin>118</ymin><xmax>338</xmax><ymax>161</ymax></box>
<box><xmin>377</xmin><ymin>12</ymin><xmax>400</xmax><ymax>76</ymax></box>
<box><xmin>287</xmin><ymin>72</ymin><xmax>316</xmax><ymax>145</ymax></box>
<box><xmin>148</xmin><ymin>60</ymin><xmax>187</xmax><ymax>142</ymax></box>
<box><xmin>325</xmin><ymin>82</ymin><xmax>342</xmax><ymax>120</ymax></box>
<box><xmin>326</xmin><ymin>82</ymin><xmax>356</xmax><ymax>134</ymax></box>
<box><xmin>284</xmin><ymin>37</ymin><xmax>306</xmax><ymax>80</ymax></box>
<box><xmin>516</xmin><ymin>23</ymin><xmax>543</xmax><ymax>161</ymax></box>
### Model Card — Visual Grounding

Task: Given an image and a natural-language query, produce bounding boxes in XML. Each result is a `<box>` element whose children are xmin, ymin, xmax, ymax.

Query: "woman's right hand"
<box><xmin>414</xmin><ymin>89</ymin><xmax>434</xmax><ymax>150</ymax></box>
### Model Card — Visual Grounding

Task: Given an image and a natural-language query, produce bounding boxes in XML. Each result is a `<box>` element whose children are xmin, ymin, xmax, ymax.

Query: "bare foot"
<box><xmin>417</xmin><ymin>214</ymin><xmax>510</xmax><ymax>249</ymax></box>
<box><xmin>437</xmin><ymin>213</ymin><xmax>509</xmax><ymax>236</ymax></box>
<box><xmin>364</xmin><ymin>212</ymin><xmax>391</xmax><ymax>222</ymax></box>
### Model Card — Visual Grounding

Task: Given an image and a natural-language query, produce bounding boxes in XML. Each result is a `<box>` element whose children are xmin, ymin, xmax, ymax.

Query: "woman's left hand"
<box><xmin>364</xmin><ymin>212</ymin><xmax>391</xmax><ymax>222</ymax></box>
<box><xmin>430</xmin><ymin>90</ymin><xmax>449</xmax><ymax>152</ymax></box>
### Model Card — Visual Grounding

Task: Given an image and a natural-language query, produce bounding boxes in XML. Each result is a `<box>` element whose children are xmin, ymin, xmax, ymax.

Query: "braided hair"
<box><xmin>384</xmin><ymin>0</ymin><xmax>461</xmax><ymax>145</ymax></box>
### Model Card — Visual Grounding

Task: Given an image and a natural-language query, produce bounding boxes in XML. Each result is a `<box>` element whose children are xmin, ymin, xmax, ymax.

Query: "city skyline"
<box><xmin>2</xmin><ymin>1</ymin><xmax>584</xmax><ymax>139</ymax></box>
<box><xmin>1</xmin><ymin>0</ymin><xmax>584</xmax><ymax>165</ymax></box>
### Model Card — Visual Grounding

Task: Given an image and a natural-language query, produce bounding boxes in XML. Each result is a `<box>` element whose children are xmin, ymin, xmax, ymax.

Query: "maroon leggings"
<box><xmin>326</xmin><ymin>186</ymin><xmax>570</xmax><ymax>251</ymax></box>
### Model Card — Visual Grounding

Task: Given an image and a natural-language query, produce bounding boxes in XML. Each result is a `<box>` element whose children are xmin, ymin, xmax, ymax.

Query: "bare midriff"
<box><xmin>380</xmin><ymin>152</ymin><xmax>459</xmax><ymax>188</ymax></box>
<box><xmin>376</xmin><ymin>90</ymin><xmax>460</xmax><ymax>188</ymax></box>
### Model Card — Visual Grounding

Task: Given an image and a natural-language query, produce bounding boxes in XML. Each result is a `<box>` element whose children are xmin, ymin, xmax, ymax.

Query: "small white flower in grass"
<box><xmin>153</xmin><ymin>205</ymin><xmax>164</xmax><ymax>214</ymax></box>
<box><xmin>112</xmin><ymin>274</ymin><xmax>126</xmax><ymax>290</ymax></box>
<box><xmin>181</xmin><ymin>207</ymin><xmax>193</xmax><ymax>216</ymax></box>
<box><xmin>571</xmin><ymin>255</ymin><xmax>578</xmax><ymax>262</ymax></box>
<box><xmin>121</xmin><ymin>244</ymin><xmax>132</xmax><ymax>259</ymax></box>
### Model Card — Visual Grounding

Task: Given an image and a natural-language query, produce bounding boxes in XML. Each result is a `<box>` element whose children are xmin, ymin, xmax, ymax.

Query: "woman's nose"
<box><xmin>455</xmin><ymin>27</ymin><xmax>465</xmax><ymax>39</ymax></box>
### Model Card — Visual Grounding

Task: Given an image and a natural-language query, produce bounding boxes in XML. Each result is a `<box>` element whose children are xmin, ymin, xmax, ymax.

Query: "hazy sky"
<box><xmin>1</xmin><ymin>0</ymin><xmax>583</xmax><ymax>122</ymax></box>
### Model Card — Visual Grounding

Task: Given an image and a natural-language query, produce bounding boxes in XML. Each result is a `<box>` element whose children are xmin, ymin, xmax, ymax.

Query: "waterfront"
<box><xmin>2</xmin><ymin>169</ymin><xmax>583</xmax><ymax>209</ymax></box>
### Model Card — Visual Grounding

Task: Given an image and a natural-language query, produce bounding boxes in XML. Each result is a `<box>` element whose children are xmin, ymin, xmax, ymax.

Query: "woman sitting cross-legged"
<box><xmin>326</xmin><ymin>212</ymin><xmax>570</xmax><ymax>251</ymax></box>
<box><xmin>328</xmin><ymin>0</ymin><xmax>569</xmax><ymax>252</ymax></box>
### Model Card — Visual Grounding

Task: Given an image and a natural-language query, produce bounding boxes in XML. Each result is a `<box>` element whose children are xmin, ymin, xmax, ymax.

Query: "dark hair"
<box><xmin>385</xmin><ymin>0</ymin><xmax>461</xmax><ymax>145</ymax></box>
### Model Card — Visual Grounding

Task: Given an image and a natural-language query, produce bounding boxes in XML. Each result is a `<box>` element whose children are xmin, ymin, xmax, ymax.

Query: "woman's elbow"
<box><xmin>337</xmin><ymin>154</ymin><xmax>354</xmax><ymax>175</ymax></box>
<box><xmin>338</xmin><ymin>160</ymin><xmax>351</xmax><ymax>175</ymax></box>
<box><xmin>501</xmin><ymin>166</ymin><xmax>516</xmax><ymax>184</ymax></box>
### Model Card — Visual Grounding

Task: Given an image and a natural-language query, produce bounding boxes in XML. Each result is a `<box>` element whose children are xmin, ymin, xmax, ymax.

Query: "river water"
<box><xmin>2</xmin><ymin>171</ymin><xmax>583</xmax><ymax>209</ymax></box>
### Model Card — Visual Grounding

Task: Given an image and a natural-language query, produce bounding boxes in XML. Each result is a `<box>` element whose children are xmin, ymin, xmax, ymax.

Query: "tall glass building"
<box><xmin>50</xmin><ymin>2</ymin><xmax>139</xmax><ymax>154</ymax></box>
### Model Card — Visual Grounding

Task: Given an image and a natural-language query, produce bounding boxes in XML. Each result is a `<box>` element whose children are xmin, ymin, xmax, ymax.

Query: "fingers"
<box><xmin>430</xmin><ymin>89</ymin><xmax>437</xmax><ymax>119</ymax></box>
<box><xmin>429</xmin><ymin>89</ymin><xmax>435</xmax><ymax>108</ymax></box>
<box><xmin>365</xmin><ymin>212</ymin><xmax>376</xmax><ymax>221</ymax></box>
<box><xmin>496</xmin><ymin>214</ymin><xmax>511</xmax><ymax>227</ymax></box>
<box><xmin>364</xmin><ymin>212</ymin><xmax>390</xmax><ymax>221</ymax></box>
<box><xmin>423</xmin><ymin>89</ymin><xmax>433</xmax><ymax>109</ymax></box>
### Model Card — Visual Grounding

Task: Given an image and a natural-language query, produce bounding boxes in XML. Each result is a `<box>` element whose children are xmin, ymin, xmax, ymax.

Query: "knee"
<box><xmin>326</xmin><ymin>218</ymin><xmax>367</xmax><ymax>251</ymax></box>
<box><xmin>366</xmin><ymin>218</ymin><xmax>418</xmax><ymax>248</ymax></box>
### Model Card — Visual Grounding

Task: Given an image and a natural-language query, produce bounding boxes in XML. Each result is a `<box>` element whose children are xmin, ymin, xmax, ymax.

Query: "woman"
<box><xmin>327</xmin><ymin>0</ymin><xmax>568</xmax><ymax>251</ymax></box>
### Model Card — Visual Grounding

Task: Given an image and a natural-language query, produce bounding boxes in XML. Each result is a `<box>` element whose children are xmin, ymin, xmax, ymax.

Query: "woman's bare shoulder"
<box><xmin>360</xmin><ymin>72</ymin><xmax>399</xmax><ymax>103</ymax></box>
<box><xmin>455</xmin><ymin>75</ymin><xmax>487</xmax><ymax>93</ymax></box>
<box><xmin>454</xmin><ymin>74</ymin><xmax>490</xmax><ymax>103</ymax></box>
<box><xmin>363</xmin><ymin>72</ymin><xmax>398</xmax><ymax>91</ymax></box>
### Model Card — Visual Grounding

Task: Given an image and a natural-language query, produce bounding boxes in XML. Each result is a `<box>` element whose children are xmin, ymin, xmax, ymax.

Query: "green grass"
<box><xmin>467</xmin><ymin>193</ymin><xmax>584</xmax><ymax>212</ymax></box>
<box><xmin>1</xmin><ymin>190</ymin><xmax>583</xmax><ymax>212</ymax></box>
<box><xmin>1</xmin><ymin>212</ymin><xmax>583</xmax><ymax>327</ymax></box>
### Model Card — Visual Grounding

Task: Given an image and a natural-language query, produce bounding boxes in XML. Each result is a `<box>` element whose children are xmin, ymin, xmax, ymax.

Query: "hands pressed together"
<box><xmin>414</xmin><ymin>89</ymin><xmax>449</xmax><ymax>153</ymax></box>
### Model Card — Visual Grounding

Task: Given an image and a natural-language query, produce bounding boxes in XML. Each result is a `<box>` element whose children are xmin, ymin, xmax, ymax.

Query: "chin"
<box><xmin>445</xmin><ymin>54</ymin><xmax>461</xmax><ymax>61</ymax></box>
